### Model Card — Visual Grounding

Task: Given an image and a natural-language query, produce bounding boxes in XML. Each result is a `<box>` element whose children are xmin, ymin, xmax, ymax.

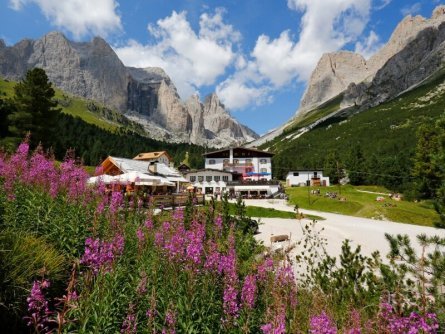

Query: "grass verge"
<box><xmin>286</xmin><ymin>185</ymin><xmax>438</xmax><ymax>226</ymax></box>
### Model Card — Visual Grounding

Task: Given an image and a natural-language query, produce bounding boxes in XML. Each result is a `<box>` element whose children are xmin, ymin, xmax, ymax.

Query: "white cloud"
<box><xmin>401</xmin><ymin>2</ymin><xmax>422</xmax><ymax>16</ymax></box>
<box><xmin>115</xmin><ymin>10</ymin><xmax>239</xmax><ymax>99</ymax></box>
<box><xmin>217</xmin><ymin>0</ymin><xmax>372</xmax><ymax>110</ymax></box>
<box><xmin>9</xmin><ymin>0</ymin><xmax>122</xmax><ymax>39</ymax></box>
<box><xmin>355</xmin><ymin>30</ymin><xmax>382</xmax><ymax>59</ymax></box>
<box><xmin>375</xmin><ymin>0</ymin><xmax>392</xmax><ymax>10</ymax></box>
<box><xmin>216</xmin><ymin>77</ymin><xmax>270</xmax><ymax>110</ymax></box>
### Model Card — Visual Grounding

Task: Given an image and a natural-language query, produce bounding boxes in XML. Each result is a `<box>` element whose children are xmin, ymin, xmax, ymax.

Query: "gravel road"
<box><xmin>239</xmin><ymin>199</ymin><xmax>444</xmax><ymax>274</ymax></box>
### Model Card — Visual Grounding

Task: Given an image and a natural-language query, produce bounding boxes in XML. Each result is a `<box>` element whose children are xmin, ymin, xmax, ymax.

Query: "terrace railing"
<box><xmin>226</xmin><ymin>180</ymin><xmax>280</xmax><ymax>186</ymax></box>
<box><xmin>150</xmin><ymin>194</ymin><xmax>205</xmax><ymax>207</ymax></box>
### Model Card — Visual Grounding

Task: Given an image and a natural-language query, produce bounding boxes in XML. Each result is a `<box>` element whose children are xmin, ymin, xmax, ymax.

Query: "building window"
<box><xmin>293</xmin><ymin>172</ymin><xmax>299</xmax><ymax>176</ymax></box>
<box><xmin>208</xmin><ymin>159</ymin><xmax>216</xmax><ymax>165</ymax></box>
<box><xmin>233</xmin><ymin>159</ymin><xmax>239</xmax><ymax>164</ymax></box>
<box><xmin>198</xmin><ymin>176</ymin><xmax>204</xmax><ymax>182</ymax></box>
<box><xmin>260</xmin><ymin>168</ymin><xmax>267</xmax><ymax>173</ymax></box>
<box><xmin>190</xmin><ymin>176</ymin><xmax>196</xmax><ymax>182</ymax></box>
<box><xmin>223</xmin><ymin>159</ymin><xmax>229</xmax><ymax>164</ymax></box>
<box><xmin>214</xmin><ymin>176</ymin><xmax>220</xmax><ymax>182</ymax></box>
<box><xmin>260</xmin><ymin>159</ymin><xmax>267</xmax><ymax>164</ymax></box>
<box><xmin>246</xmin><ymin>159</ymin><xmax>252</xmax><ymax>164</ymax></box>
<box><xmin>206</xmin><ymin>176</ymin><xmax>212</xmax><ymax>182</ymax></box>
<box><xmin>222</xmin><ymin>176</ymin><xmax>229</xmax><ymax>182</ymax></box>
<box><xmin>314</xmin><ymin>171</ymin><xmax>318</xmax><ymax>176</ymax></box>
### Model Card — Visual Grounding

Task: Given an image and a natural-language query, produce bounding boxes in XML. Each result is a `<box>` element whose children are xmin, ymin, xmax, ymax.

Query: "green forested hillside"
<box><xmin>0</xmin><ymin>76</ymin><xmax>207</xmax><ymax>168</ymax></box>
<box><xmin>264</xmin><ymin>72</ymin><xmax>445</xmax><ymax>192</ymax></box>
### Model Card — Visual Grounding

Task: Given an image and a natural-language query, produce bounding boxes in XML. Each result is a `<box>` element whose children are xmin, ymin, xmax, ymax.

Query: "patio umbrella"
<box><xmin>87</xmin><ymin>174</ymin><xmax>117</xmax><ymax>185</ymax></box>
<box><xmin>112</xmin><ymin>171</ymin><xmax>161</xmax><ymax>185</ymax></box>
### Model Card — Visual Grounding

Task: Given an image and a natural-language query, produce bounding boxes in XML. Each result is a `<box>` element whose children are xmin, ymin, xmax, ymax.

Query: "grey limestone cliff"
<box><xmin>298</xmin><ymin>5</ymin><xmax>445</xmax><ymax>115</ymax></box>
<box><xmin>0</xmin><ymin>32</ymin><xmax>258</xmax><ymax>147</ymax></box>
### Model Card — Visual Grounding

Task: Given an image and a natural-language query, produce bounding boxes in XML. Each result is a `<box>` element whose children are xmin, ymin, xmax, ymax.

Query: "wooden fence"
<box><xmin>151</xmin><ymin>194</ymin><xmax>205</xmax><ymax>208</ymax></box>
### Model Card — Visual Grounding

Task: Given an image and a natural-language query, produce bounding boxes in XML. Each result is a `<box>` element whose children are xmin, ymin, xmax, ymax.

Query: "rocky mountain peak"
<box><xmin>298</xmin><ymin>5</ymin><xmax>445</xmax><ymax>116</ymax></box>
<box><xmin>299</xmin><ymin>51</ymin><xmax>369</xmax><ymax>113</ymax></box>
<box><xmin>0</xmin><ymin>31</ymin><xmax>257</xmax><ymax>147</ymax></box>
<box><xmin>433</xmin><ymin>5</ymin><xmax>445</xmax><ymax>20</ymax></box>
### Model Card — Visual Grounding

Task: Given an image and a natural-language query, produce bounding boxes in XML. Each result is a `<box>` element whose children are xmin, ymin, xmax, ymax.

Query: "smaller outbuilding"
<box><xmin>286</xmin><ymin>170</ymin><xmax>330</xmax><ymax>187</ymax></box>
<box><xmin>133</xmin><ymin>151</ymin><xmax>172</xmax><ymax>166</ymax></box>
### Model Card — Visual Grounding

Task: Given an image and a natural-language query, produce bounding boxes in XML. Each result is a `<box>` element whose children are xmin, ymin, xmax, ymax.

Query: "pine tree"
<box><xmin>347</xmin><ymin>145</ymin><xmax>366</xmax><ymax>185</ymax></box>
<box><xmin>8</xmin><ymin>68</ymin><xmax>60</xmax><ymax>145</ymax></box>
<box><xmin>412</xmin><ymin>116</ymin><xmax>445</xmax><ymax>198</ymax></box>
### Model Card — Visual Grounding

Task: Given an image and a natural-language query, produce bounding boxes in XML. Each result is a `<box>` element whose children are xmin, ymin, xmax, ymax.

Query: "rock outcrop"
<box><xmin>0</xmin><ymin>32</ymin><xmax>258</xmax><ymax>147</ymax></box>
<box><xmin>299</xmin><ymin>52</ymin><xmax>369</xmax><ymax>113</ymax></box>
<box><xmin>343</xmin><ymin>19</ymin><xmax>445</xmax><ymax>110</ymax></box>
<box><xmin>298</xmin><ymin>5</ymin><xmax>445</xmax><ymax>115</ymax></box>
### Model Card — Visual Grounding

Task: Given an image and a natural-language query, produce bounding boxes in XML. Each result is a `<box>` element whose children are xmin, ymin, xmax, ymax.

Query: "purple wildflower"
<box><xmin>80</xmin><ymin>237</ymin><xmax>120</xmax><ymax>274</ymax></box>
<box><xmin>24</xmin><ymin>280</ymin><xmax>53</xmax><ymax>333</ymax></box>
<box><xmin>136</xmin><ymin>227</ymin><xmax>145</xmax><ymax>244</ymax></box>
<box><xmin>144</xmin><ymin>219</ymin><xmax>153</xmax><ymax>230</ymax></box>
<box><xmin>121</xmin><ymin>304</ymin><xmax>137</xmax><ymax>334</ymax></box>
<box><xmin>241</xmin><ymin>274</ymin><xmax>257</xmax><ymax>309</ymax></box>
<box><xmin>309</xmin><ymin>311</ymin><xmax>337</xmax><ymax>334</ymax></box>
<box><xmin>260</xmin><ymin>311</ymin><xmax>286</xmax><ymax>334</ymax></box>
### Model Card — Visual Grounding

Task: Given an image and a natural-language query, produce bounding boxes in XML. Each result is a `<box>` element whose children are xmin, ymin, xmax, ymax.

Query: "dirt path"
<box><xmin>239</xmin><ymin>199</ymin><xmax>444</xmax><ymax>274</ymax></box>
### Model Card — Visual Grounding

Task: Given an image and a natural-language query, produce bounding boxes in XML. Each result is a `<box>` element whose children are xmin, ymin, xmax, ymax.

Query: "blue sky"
<box><xmin>0</xmin><ymin>0</ymin><xmax>442</xmax><ymax>134</ymax></box>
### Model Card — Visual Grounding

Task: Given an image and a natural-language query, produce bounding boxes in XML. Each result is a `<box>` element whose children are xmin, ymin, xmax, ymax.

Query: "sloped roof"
<box><xmin>105</xmin><ymin>156</ymin><xmax>183</xmax><ymax>178</ymax></box>
<box><xmin>133</xmin><ymin>151</ymin><xmax>172</xmax><ymax>161</ymax></box>
<box><xmin>107</xmin><ymin>156</ymin><xmax>152</xmax><ymax>174</ymax></box>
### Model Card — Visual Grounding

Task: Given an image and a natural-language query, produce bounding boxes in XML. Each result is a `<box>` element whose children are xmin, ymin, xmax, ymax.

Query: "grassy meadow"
<box><xmin>286</xmin><ymin>185</ymin><xmax>439</xmax><ymax>226</ymax></box>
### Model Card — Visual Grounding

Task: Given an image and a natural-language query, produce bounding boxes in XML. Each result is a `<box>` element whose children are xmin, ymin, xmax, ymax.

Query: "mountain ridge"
<box><xmin>246</xmin><ymin>5</ymin><xmax>445</xmax><ymax>148</ymax></box>
<box><xmin>0</xmin><ymin>31</ymin><xmax>258</xmax><ymax>148</ymax></box>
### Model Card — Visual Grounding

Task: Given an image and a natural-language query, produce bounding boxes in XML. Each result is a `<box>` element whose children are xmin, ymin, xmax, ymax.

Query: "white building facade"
<box><xmin>184</xmin><ymin>169</ymin><xmax>233</xmax><ymax>195</ymax></box>
<box><xmin>204</xmin><ymin>147</ymin><xmax>273</xmax><ymax>181</ymax></box>
<box><xmin>286</xmin><ymin>170</ymin><xmax>330</xmax><ymax>187</ymax></box>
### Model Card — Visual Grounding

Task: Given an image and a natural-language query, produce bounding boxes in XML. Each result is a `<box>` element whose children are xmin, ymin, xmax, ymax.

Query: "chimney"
<box><xmin>148</xmin><ymin>161</ymin><xmax>157</xmax><ymax>174</ymax></box>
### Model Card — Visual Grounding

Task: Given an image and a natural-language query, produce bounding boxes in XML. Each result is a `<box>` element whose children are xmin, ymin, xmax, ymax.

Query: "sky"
<box><xmin>0</xmin><ymin>0</ymin><xmax>442</xmax><ymax>135</ymax></box>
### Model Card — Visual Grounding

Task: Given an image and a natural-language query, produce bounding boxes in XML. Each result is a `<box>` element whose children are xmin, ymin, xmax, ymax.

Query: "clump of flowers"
<box><xmin>121</xmin><ymin>303</ymin><xmax>137</xmax><ymax>334</ymax></box>
<box><xmin>309</xmin><ymin>311</ymin><xmax>337</xmax><ymax>334</ymax></box>
<box><xmin>378</xmin><ymin>302</ymin><xmax>438</xmax><ymax>333</ymax></box>
<box><xmin>24</xmin><ymin>280</ymin><xmax>53</xmax><ymax>333</ymax></box>
<box><xmin>241</xmin><ymin>274</ymin><xmax>257</xmax><ymax>309</ymax></box>
<box><xmin>80</xmin><ymin>235</ymin><xmax>124</xmax><ymax>274</ymax></box>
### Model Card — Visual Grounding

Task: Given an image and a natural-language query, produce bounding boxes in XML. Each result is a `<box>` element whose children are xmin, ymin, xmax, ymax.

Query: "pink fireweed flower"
<box><xmin>121</xmin><ymin>304</ymin><xmax>137</xmax><ymax>334</ymax></box>
<box><xmin>257</xmin><ymin>258</ymin><xmax>274</xmax><ymax>280</ymax></box>
<box><xmin>144</xmin><ymin>219</ymin><xmax>153</xmax><ymax>230</ymax></box>
<box><xmin>80</xmin><ymin>236</ymin><xmax>122</xmax><ymax>274</ymax></box>
<box><xmin>204</xmin><ymin>240</ymin><xmax>221</xmax><ymax>272</ymax></box>
<box><xmin>309</xmin><ymin>311</ymin><xmax>337</xmax><ymax>334</ymax></box>
<box><xmin>345</xmin><ymin>309</ymin><xmax>362</xmax><ymax>334</ymax></box>
<box><xmin>275</xmin><ymin>265</ymin><xmax>297</xmax><ymax>307</ymax></box>
<box><xmin>172</xmin><ymin>208</ymin><xmax>184</xmax><ymax>223</ymax></box>
<box><xmin>185</xmin><ymin>221</ymin><xmax>205</xmax><ymax>265</ymax></box>
<box><xmin>241</xmin><ymin>274</ymin><xmax>257</xmax><ymax>309</ymax></box>
<box><xmin>24</xmin><ymin>280</ymin><xmax>53</xmax><ymax>333</ymax></box>
<box><xmin>146</xmin><ymin>306</ymin><xmax>157</xmax><ymax>321</ymax></box>
<box><xmin>136</xmin><ymin>227</ymin><xmax>145</xmax><ymax>244</ymax></box>
<box><xmin>163</xmin><ymin>309</ymin><xmax>177</xmax><ymax>334</ymax></box>
<box><xmin>214</xmin><ymin>215</ymin><xmax>223</xmax><ymax>235</ymax></box>
<box><xmin>378</xmin><ymin>303</ymin><xmax>438</xmax><ymax>333</ymax></box>
<box><xmin>60</xmin><ymin>159</ymin><xmax>89</xmax><ymax>201</ymax></box>
<box><xmin>260</xmin><ymin>310</ymin><xmax>286</xmax><ymax>334</ymax></box>
<box><xmin>113</xmin><ymin>233</ymin><xmax>125</xmax><ymax>255</ymax></box>
<box><xmin>223</xmin><ymin>283</ymin><xmax>239</xmax><ymax>319</ymax></box>
<box><xmin>110</xmin><ymin>191</ymin><xmax>124</xmax><ymax>214</ymax></box>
